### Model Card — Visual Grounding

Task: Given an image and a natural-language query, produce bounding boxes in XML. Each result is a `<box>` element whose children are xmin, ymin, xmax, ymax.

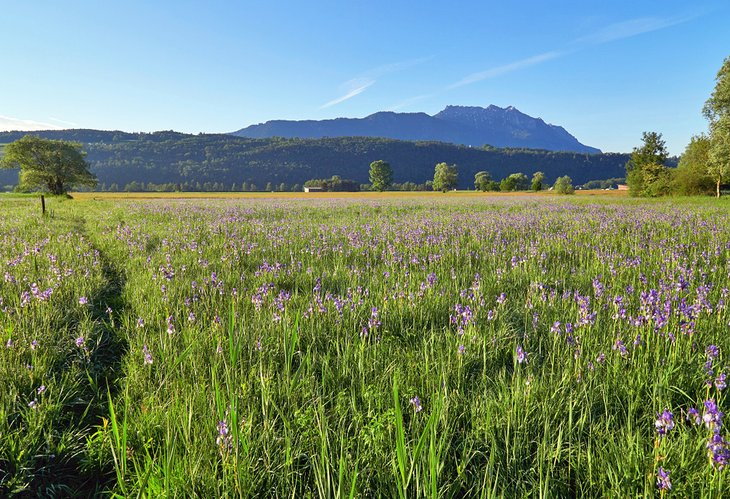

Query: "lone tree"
<box><xmin>625</xmin><ymin>131</ymin><xmax>669</xmax><ymax>197</ymax></box>
<box><xmin>433</xmin><ymin>162</ymin><xmax>458</xmax><ymax>192</ymax></box>
<box><xmin>531</xmin><ymin>171</ymin><xmax>545</xmax><ymax>191</ymax></box>
<box><xmin>553</xmin><ymin>175</ymin><xmax>575</xmax><ymax>194</ymax></box>
<box><xmin>1</xmin><ymin>135</ymin><xmax>97</xmax><ymax>194</ymax></box>
<box><xmin>474</xmin><ymin>170</ymin><xmax>492</xmax><ymax>191</ymax></box>
<box><xmin>369</xmin><ymin>160</ymin><xmax>393</xmax><ymax>191</ymax></box>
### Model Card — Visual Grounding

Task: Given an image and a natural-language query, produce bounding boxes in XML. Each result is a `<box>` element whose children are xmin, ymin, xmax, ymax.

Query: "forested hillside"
<box><xmin>0</xmin><ymin>130</ymin><xmax>631</xmax><ymax>190</ymax></box>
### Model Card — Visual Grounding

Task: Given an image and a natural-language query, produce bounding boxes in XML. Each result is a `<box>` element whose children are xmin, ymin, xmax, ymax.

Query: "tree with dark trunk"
<box><xmin>0</xmin><ymin>135</ymin><xmax>97</xmax><ymax>194</ymax></box>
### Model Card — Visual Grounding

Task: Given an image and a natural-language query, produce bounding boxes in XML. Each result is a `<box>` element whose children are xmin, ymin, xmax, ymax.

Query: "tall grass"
<box><xmin>1</xmin><ymin>195</ymin><xmax>730</xmax><ymax>496</ymax></box>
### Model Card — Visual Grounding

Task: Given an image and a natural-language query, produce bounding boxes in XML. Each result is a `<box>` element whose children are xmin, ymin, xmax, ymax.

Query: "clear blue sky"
<box><xmin>1</xmin><ymin>1</ymin><xmax>728</xmax><ymax>154</ymax></box>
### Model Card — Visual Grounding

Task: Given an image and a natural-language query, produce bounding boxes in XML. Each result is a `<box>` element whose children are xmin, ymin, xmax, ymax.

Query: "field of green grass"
<box><xmin>2</xmin><ymin>193</ymin><xmax>730</xmax><ymax>496</ymax></box>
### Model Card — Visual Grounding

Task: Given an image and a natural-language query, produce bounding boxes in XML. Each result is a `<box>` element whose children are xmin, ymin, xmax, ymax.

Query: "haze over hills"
<box><xmin>232</xmin><ymin>105</ymin><xmax>602</xmax><ymax>154</ymax></box>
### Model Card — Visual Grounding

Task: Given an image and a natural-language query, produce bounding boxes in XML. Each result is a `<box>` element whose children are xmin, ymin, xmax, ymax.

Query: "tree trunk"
<box><xmin>718</xmin><ymin>179</ymin><xmax>721</xmax><ymax>198</ymax></box>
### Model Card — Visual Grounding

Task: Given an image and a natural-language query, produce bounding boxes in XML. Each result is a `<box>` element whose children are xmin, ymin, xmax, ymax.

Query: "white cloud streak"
<box><xmin>576</xmin><ymin>14</ymin><xmax>698</xmax><ymax>45</ymax></box>
<box><xmin>48</xmin><ymin>116</ymin><xmax>79</xmax><ymax>127</ymax></box>
<box><xmin>448</xmin><ymin>51</ymin><xmax>563</xmax><ymax>89</ymax></box>
<box><xmin>388</xmin><ymin>94</ymin><xmax>434</xmax><ymax>112</ymax></box>
<box><xmin>320</xmin><ymin>79</ymin><xmax>375</xmax><ymax>109</ymax></box>
<box><xmin>0</xmin><ymin>115</ymin><xmax>61</xmax><ymax>132</ymax></box>
<box><xmin>320</xmin><ymin>56</ymin><xmax>433</xmax><ymax>109</ymax></box>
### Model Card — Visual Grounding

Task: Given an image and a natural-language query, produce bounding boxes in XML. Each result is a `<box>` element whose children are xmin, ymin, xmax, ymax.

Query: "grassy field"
<box><xmin>2</xmin><ymin>193</ymin><xmax>730</xmax><ymax>496</ymax></box>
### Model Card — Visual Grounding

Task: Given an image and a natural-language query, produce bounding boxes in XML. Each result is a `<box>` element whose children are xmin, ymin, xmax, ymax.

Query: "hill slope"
<box><xmin>0</xmin><ymin>130</ymin><xmax>627</xmax><ymax>190</ymax></box>
<box><xmin>233</xmin><ymin>105</ymin><xmax>601</xmax><ymax>154</ymax></box>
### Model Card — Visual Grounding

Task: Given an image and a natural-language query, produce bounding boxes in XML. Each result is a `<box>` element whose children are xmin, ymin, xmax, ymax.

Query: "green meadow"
<box><xmin>2</xmin><ymin>193</ymin><xmax>730</xmax><ymax>496</ymax></box>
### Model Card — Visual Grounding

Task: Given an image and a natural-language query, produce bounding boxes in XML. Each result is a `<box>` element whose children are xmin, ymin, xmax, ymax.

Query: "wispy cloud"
<box><xmin>448</xmin><ymin>51</ymin><xmax>563</xmax><ymax>89</ymax></box>
<box><xmin>320</xmin><ymin>78</ymin><xmax>375</xmax><ymax>109</ymax></box>
<box><xmin>0</xmin><ymin>115</ymin><xmax>61</xmax><ymax>132</ymax></box>
<box><xmin>388</xmin><ymin>94</ymin><xmax>434</xmax><ymax>112</ymax></box>
<box><xmin>365</xmin><ymin>56</ymin><xmax>434</xmax><ymax>79</ymax></box>
<box><xmin>48</xmin><ymin>116</ymin><xmax>79</xmax><ymax>128</ymax></box>
<box><xmin>576</xmin><ymin>14</ymin><xmax>698</xmax><ymax>45</ymax></box>
<box><xmin>321</xmin><ymin>56</ymin><xmax>433</xmax><ymax>109</ymax></box>
<box><xmin>442</xmin><ymin>12</ymin><xmax>697</xmax><ymax>92</ymax></box>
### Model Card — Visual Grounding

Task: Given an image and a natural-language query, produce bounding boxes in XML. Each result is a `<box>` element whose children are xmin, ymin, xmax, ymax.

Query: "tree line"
<box><xmin>1</xmin><ymin>132</ymin><xmax>632</xmax><ymax>193</ymax></box>
<box><xmin>627</xmin><ymin>56</ymin><xmax>730</xmax><ymax>197</ymax></box>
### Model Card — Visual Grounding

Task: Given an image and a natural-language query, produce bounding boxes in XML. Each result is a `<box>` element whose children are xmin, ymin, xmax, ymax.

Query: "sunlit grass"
<box><xmin>1</xmin><ymin>195</ymin><xmax>729</xmax><ymax>496</ymax></box>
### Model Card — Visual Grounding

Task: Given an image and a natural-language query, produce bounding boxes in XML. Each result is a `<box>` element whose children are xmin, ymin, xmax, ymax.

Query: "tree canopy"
<box><xmin>673</xmin><ymin>135</ymin><xmax>714</xmax><ymax>196</ymax></box>
<box><xmin>368</xmin><ymin>160</ymin><xmax>393</xmax><ymax>191</ymax></box>
<box><xmin>474</xmin><ymin>171</ymin><xmax>493</xmax><ymax>191</ymax></box>
<box><xmin>626</xmin><ymin>132</ymin><xmax>670</xmax><ymax>197</ymax></box>
<box><xmin>531</xmin><ymin>171</ymin><xmax>545</xmax><ymax>191</ymax></box>
<box><xmin>500</xmin><ymin>172</ymin><xmax>529</xmax><ymax>192</ymax></box>
<box><xmin>703</xmin><ymin>56</ymin><xmax>730</xmax><ymax>124</ymax></box>
<box><xmin>708</xmin><ymin>115</ymin><xmax>730</xmax><ymax>197</ymax></box>
<box><xmin>1</xmin><ymin>135</ymin><xmax>96</xmax><ymax>194</ymax></box>
<box><xmin>433</xmin><ymin>162</ymin><xmax>458</xmax><ymax>192</ymax></box>
<box><xmin>553</xmin><ymin>175</ymin><xmax>575</xmax><ymax>194</ymax></box>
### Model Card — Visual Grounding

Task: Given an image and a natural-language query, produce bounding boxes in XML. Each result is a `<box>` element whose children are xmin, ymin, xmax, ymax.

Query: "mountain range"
<box><xmin>232</xmin><ymin>105</ymin><xmax>601</xmax><ymax>154</ymax></box>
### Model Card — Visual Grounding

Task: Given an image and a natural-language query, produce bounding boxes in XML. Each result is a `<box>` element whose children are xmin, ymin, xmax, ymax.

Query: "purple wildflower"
<box><xmin>687</xmin><ymin>407</ymin><xmax>701</xmax><ymax>425</ymax></box>
<box><xmin>656</xmin><ymin>467</ymin><xmax>671</xmax><ymax>491</ymax></box>
<box><xmin>458</xmin><ymin>344</ymin><xmax>466</xmax><ymax>355</ymax></box>
<box><xmin>75</xmin><ymin>336</ymin><xmax>85</xmax><ymax>348</ymax></box>
<box><xmin>516</xmin><ymin>345</ymin><xmax>527</xmax><ymax>364</ymax></box>
<box><xmin>78</xmin><ymin>296</ymin><xmax>88</xmax><ymax>305</ymax></box>
<box><xmin>136</xmin><ymin>317</ymin><xmax>145</xmax><ymax>328</ymax></box>
<box><xmin>37</xmin><ymin>385</ymin><xmax>46</xmax><ymax>395</ymax></box>
<box><xmin>655</xmin><ymin>409</ymin><xmax>675</xmax><ymax>436</ymax></box>
<box><xmin>707</xmin><ymin>432</ymin><xmax>730</xmax><ymax>469</ymax></box>
<box><xmin>216</xmin><ymin>419</ymin><xmax>232</xmax><ymax>451</ymax></box>
<box><xmin>142</xmin><ymin>344</ymin><xmax>153</xmax><ymax>365</ymax></box>
<box><xmin>703</xmin><ymin>399</ymin><xmax>724</xmax><ymax>431</ymax></box>
<box><xmin>707</xmin><ymin>344</ymin><xmax>720</xmax><ymax>360</ymax></box>
<box><xmin>410</xmin><ymin>396</ymin><xmax>423</xmax><ymax>413</ymax></box>
<box><xmin>716</xmin><ymin>372</ymin><xmax>727</xmax><ymax>391</ymax></box>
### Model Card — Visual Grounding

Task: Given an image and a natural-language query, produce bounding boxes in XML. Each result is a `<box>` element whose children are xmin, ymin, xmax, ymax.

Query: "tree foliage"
<box><xmin>303</xmin><ymin>175</ymin><xmax>360</xmax><ymax>192</ymax></box>
<box><xmin>702</xmin><ymin>56</ymin><xmax>730</xmax><ymax>198</ymax></box>
<box><xmin>0</xmin><ymin>130</ymin><xmax>635</xmax><ymax>192</ymax></box>
<box><xmin>368</xmin><ymin>160</ymin><xmax>393</xmax><ymax>191</ymax></box>
<box><xmin>553</xmin><ymin>175</ymin><xmax>575</xmax><ymax>194</ymax></box>
<box><xmin>0</xmin><ymin>135</ymin><xmax>96</xmax><ymax>194</ymax></box>
<box><xmin>474</xmin><ymin>170</ymin><xmax>496</xmax><ymax>192</ymax></box>
<box><xmin>673</xmin><ymin>135</ymin><xmax>714</xmax><ymax>195</ymax></box>
<box><xmin>531</xmin><ymin>171</ymin><xmax>545</xmax><ymax>191</ymax></box>
<box><xmin>703</xmin><ymin>56</ymin><xmax>730</xmax><ymax>124</ymax></box>
<box><xmin>433</xmin><ymin>162</ymin><xmax>458</xmax><ymax>192</ymax></box>
<box><xmin>708</xmin><ymin>115</ymin><xmax>730</xmax><ymax>197</ymax></box>
<box><xmin>500</xmin><ymin>172</ymin><xmax>529</xmax><ymax>192</ymax></box>
<box><xmin>625</xmin><ymin>132</ymin><xmax>670</xmax><ymax>197</ymax></box>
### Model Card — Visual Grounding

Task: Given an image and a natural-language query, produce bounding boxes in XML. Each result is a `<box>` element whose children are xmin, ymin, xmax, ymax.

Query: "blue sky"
<box><xmin>1</xmin><ymin>1</ymin><xmax>728</xmax><ymax>154</ymax></box>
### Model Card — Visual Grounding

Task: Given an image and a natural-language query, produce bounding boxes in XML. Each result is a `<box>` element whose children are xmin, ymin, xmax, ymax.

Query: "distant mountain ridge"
<box><xmin>232</xmin><ymin>105</ymin><xmax>601</xmax><ymax>154</ymax></box>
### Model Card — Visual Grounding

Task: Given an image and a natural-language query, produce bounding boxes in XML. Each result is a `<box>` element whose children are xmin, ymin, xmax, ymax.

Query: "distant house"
<box><xmin>617</xmin><ymin>184</ymin><xmax>629</xmax><ymax>191</ymax></box>
<box><xmin>304</xmin><ymin>186</ymin><xmax>324</xmax><ymax>193</ymax></box>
